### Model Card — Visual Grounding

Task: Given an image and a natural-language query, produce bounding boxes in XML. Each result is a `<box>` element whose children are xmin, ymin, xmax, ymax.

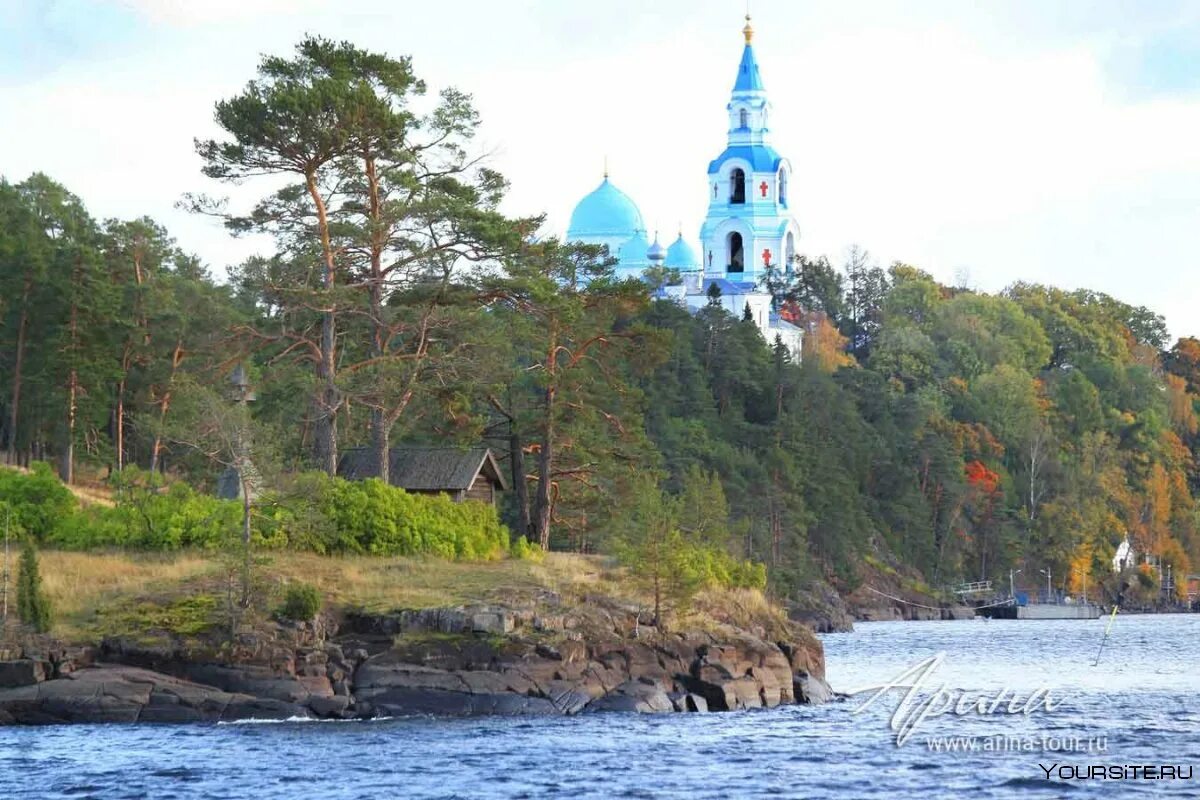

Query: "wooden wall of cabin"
<box><xmin>464</xmin><ymin>473</ymin><xmax>495</xmax><ymax>505</ymax></box>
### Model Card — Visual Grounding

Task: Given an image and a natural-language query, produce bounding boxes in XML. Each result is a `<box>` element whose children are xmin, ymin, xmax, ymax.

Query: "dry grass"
<box><xmin>37</xmin><ymin>551</ymin><xmax>217</xmax><ymax>640</ymax></box>
<box><xmin>24</xmin><ymin>549</ymin><xmax>633</xmax><ymax>642</ymax></box>
<box><xmin>688</xmin><ymin>585</ymin><xmax>793</xmax><ymax>639</ymax></box>
<box><xmin>25</xmin><ymin>549</ymin><xmax>789</xmax><ymax>645</ymax></box>
<box><xmin>261</xmin><ymin>550</ymin><xmax>629</xmax><ymax>611</ymax></box>
<box><xmin>66</xmin><ymin>484</ymin><xmax>115</xmax><ymax>508</ymax></box>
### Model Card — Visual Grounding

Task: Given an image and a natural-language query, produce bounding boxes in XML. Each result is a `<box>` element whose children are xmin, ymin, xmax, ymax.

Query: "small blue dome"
<box><xmin>664</xmin><ymin>234</ymin><xmax>700</xmax><ymax>269</ymax></box>
<box><xmin>618</xmin><ymin>229</ymin><xmax>651</xmax><ymax>267</ymax></box>
<box><xmin>566</xmin><ymin>177</ymin><xmax>645</xmax><ymax>240</ymax></box>
<box><xmin>647</xmin><ymin>233</ymin><xmax>667</xmax><ymax>263</ymax></box>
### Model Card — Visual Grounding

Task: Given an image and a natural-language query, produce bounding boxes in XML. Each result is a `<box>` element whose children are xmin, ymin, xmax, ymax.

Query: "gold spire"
<box><xmin>742</xmin><ymin>13</ymin><xmax>753</xmax><ymax>44</ymax></box>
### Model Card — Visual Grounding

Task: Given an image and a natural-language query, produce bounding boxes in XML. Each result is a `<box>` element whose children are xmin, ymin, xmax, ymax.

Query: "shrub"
<box><xmin>277</xmin><ymin>582</ymin><xmax>321</xmax><ymax>621</ymax></box>
<box><xmin>280</xmin><ymin>473</ymin><xmax>509</xmax><ymax>560</ymax></box>
<box><xmin>50</xmin><ymin>481</ymin><xmax>245</xmax><ymax>551</ymax></box>
<box><xmin>690</xmin><ymin>547</ymin><xmax>768</xmax><ymax>591</ymax></box>
<box><xmin>17</xmin><ymin>538</ymin><xmax>52</xmax><ymax>632</ymax></box>
<box><xmin>0</xmin><ymin>463</ymin><xmax>78</xmax><ymax>542</ymax></box>
<box><xmin>509</xmin><ymin>535</ymin><xmax>545</xmax><ymax>562</ymax></box>
<box><xmin>14</xmin><ymin>468</ymin><xmax>509</xmax><ymax>563</ymax></box>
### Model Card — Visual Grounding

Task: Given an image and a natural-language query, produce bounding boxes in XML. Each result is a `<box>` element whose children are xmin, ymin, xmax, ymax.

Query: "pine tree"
<box><xmin>17</xmin><ymin>538</ymin><xmax>51</xmax><ymax>633</ymax></box>
<box><xmin>613</xmin><ymin>478</ymin><xmax>703</xmax><ymax>630</ymax></box>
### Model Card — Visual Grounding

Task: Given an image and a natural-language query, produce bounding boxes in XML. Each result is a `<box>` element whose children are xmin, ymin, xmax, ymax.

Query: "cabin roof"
<box><xmin>337</xmin><ymin>446</ymin><xmax>509</xmax><ymax>492</ymax></box>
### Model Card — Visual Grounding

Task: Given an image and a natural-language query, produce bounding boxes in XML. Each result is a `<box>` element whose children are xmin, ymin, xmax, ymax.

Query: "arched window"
<box><xmin>739</xmin><ymin>108</ymin><xmax>749</xmax><ymax>128</ymax></box>
<box><xmin>778</xmin><ymin>170</ymin><xmax>788</xmax><ymax>206</ymax></box>
<box><xmin>728</xmin><ymin>232</ymin><xmax>745</xmax><ymax>272</ymax></box>
<box><xmin>785</xmin><ymin>231</ymin><xmax>796</xmax><ymax>272</ymax></box>
<box><xmin>729</xmin><ymin>168</ymin><xmax>746</xmax><ymax>205</ymax></box>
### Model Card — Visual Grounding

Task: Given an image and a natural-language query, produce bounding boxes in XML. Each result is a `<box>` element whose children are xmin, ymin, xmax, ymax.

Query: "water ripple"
<box><xmin>3</xmin><ymin>615</ymin><xmax>1200</xmax><ymax>798</ymax></box>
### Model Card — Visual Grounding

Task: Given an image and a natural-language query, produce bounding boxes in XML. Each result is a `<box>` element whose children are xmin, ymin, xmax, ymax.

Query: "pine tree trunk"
<box><xmin>114</xmin><ymin>376</ymin><xmax>126</xmax><ymax>472</ymax></box>
<box><xmin>534</xmin><ymin>435</ymin><xmax>552</xmax><ymax>549</ymax></box>
<box><xmin>7</xmin><ymin>278</ymin><xmax>30</xmax><ymax>465</ymax></box>
<box><xmin>114</xmin><ymin>250</ymin><xmax>147</xmax><ymax>474</ymax></box>
<box><xmin>306</xmin><ymin>171</ymin><xmax>339</xmax><ymax>476</ymax></box>
<box><xmin>62</xmin><ymin>304</ymin><xmax>79</xmax><ymax>484</ymax></box>
<box><xmin>149</xmin><ymin>341</ymin><xmax>183</xmax><ymax>476</ymax></box>
<box><xmin>370</xmin><ymin>408</ymin><xmax>390</xmax><ymax>484</ymax></box>
<box><xmin>532</xmin><ymin>327</ymin><xmax>559</xmax><ymax>550</ymax></box>
<box><xmin>313</xmin><ymin>382</ymin><xmax>338</xmax><ymax>476</ymax></box>
<box><xmin>509</xmin><ymin>429</ymin><xmax>531</xmax><ymax>537</ymax></box>
<box><xmin>366</xmin><ymin>158</ymin><xmax>388</xmax><ymax>483</ymax></box>
<box><xmin>62</xmin><ymin>367</ymin><xmax>76</xmax><ymax>485</ymax></box>
<box><xmin>533</xmin><ymin>384</ymin><xmax>555</xmax><ymax>550</ymax></box>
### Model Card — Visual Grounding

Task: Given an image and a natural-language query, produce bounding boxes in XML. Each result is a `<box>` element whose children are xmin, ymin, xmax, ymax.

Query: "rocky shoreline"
<box><xmin>0</xmin><ymin>599</ymin><xmax>833</xmax><ymax>726</ymax></box>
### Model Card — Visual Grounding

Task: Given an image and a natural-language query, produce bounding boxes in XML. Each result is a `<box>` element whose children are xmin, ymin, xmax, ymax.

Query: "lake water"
<box><xmin>3</xmin><ymin>614</ymin><xmax>1198</xmax><ymax>798</ymax></box>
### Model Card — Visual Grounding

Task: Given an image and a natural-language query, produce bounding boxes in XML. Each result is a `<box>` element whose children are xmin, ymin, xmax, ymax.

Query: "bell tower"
<box><xmin>699</xmin><ymin>15</ymin><xmax>800</xmax><ymax>281</ymax></box>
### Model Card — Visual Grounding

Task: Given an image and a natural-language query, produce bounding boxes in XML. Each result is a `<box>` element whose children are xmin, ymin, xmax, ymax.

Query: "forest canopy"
<box><xmin>2</xmin><ymin>37</ymin><xmax>1197</xmax><ymax>605</ymax></box>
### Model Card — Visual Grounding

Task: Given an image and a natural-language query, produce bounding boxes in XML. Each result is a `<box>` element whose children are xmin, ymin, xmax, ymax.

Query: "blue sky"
<box><xmin>2</xmin><ymin>0</ymin><xmax>1198</xmax><ymax>338</ymax></box>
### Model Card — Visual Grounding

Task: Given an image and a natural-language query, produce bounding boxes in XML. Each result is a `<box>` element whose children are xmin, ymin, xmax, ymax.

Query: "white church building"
<box><xmin>564</xmin><ymin>16</ymin><xmax>804</xmax><ymax>355</ymax></box>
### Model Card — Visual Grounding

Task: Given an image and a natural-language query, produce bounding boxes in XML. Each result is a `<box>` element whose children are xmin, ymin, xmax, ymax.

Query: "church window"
<box><xmin>739</xmin><ymin>108</ymin><xmax>749</xmax><ymax>128</ymax></box>
<box><xmin>728</xmin><ymin>232</ymin><xmax>745</xmax><ymax>272</ymax></box>
<box><xmin>729</xmin><ymin>168</ymin><xmax>746</xmax><ymax>204</ymax></box>
<box><xmin>778</xmin><ymin>170</ymin><xmax>788</xmax><ymax>205</ymax></box>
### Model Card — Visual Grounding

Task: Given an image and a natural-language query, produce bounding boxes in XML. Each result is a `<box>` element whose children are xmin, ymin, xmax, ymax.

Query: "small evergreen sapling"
<box><xmin>17</xmin><ymin>537</ymin><xmax>52</xmax><ymax>633</ymax></box>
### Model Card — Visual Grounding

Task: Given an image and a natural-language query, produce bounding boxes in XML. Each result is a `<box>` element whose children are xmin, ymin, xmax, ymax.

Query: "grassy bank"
<box><xmin>33</xmin><ymin>550</ymin><xmax>792</xmax><ymax>645</ymax></box>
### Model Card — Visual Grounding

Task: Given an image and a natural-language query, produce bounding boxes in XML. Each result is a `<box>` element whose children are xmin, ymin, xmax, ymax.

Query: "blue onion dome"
<box><xmin>618</xmin><ymin>229</ymin><xmax>651</xmax><ymax>267</ymax></box>
<box><xmin>647</xmin><ymin>232</ymin><xmax>667</xmax><ymax>263</ymax></box>
<box><xmin>566</xmin><ymin>177</ymin><xmax>645</xmax><ymax>239</ymax></box>
<box><xmin>664</xmin><ymin>233</ymin><xmax>700</xmax><ymax>269</ymax></box>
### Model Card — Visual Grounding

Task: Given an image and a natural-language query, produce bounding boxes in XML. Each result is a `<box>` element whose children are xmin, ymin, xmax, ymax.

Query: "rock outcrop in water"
<box><xmin>0</xmin><ymin>598</ymin><xmax>831</xmax><ymax>725</ymax></box>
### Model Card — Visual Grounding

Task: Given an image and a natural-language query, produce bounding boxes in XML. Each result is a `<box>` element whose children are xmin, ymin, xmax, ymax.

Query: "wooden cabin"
<box><xmin>337</xmin><ymin>446</ymin><xmax>508</xmax><ymax>505</ymax></box>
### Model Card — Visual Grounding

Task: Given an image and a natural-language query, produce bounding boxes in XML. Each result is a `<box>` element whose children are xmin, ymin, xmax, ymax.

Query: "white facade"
<box><xmin>563</xmin><ymin>16</ymin><xmax>804</xmax><ymax>358</ymax></box>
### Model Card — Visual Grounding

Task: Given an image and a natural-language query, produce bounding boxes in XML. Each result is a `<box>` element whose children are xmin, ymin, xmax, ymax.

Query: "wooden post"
<box><xmin>2</xmin><ymin>507</ymin><xmax>9</xmax><ymax>624</ymax></box>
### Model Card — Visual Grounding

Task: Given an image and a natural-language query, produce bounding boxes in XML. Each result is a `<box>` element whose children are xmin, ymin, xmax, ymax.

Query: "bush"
<box><xmin>509</xmin><ymin>535</ymin><xmax>545</xmax><ymax>562</ymax></box>
<box><xmin>275</xmin><ymin>473</ymin><xmax>509</xmax><ymax>560</ymax></box>
<box><xmin>51</xmin><ymin>480</ymin><xmax>245</xmax><ymax>551</ymax></box>
<box><xmin>17</xmin><ymin>538</ymin><xmax>52</xmax><ymax>632</ymax></box>
<box><xmin>0</xmin><ymin>463</ymin><xmax>78</xmax><ymax>542</ymax></box>
<box><xmin>690</xmin><ymin>547</ymin><xmax>768</xmax><ymax>591</ymax></box>
<box><xmin>12</xmin><ymin>468</ymin><xmax>509</xmax><ymax>563</ymax></box>
<box><xmin>277</xmin><ymin>582</ymin><xmax>322</xmax><ymax>621</ymax></box>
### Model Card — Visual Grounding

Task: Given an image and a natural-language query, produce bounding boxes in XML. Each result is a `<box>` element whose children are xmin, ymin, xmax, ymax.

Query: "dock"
<box><xmin>976</xmin><ymin>602</ymin><xmax>1101</xmax><ymax>620</ymax></box>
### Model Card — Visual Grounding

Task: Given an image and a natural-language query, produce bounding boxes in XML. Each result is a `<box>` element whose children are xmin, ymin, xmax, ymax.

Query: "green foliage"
<box><xmin>4</xmin><ymin>37</ymin><xmax>1200</xmax><ymax>616</ymax></box>
<box><xmin>277</xmin><ymin>582</ymin><xmax>322</xmax><ymax>621</ymax></box>
<box><xmin>107</xmin><ymin>595</ymin><xmax>219</xmax><ymax>638</ymax></box>
<box><xmin>274</xmin><ymin>474</ymin><xmax>508</xmax><ymax>559</ymax></box>
<box><xmin>509</xmin><ymin>535</ymin><xmax>545</xmax><ymax>562</ymax></box>
<box><xmin>17</xmin><ymin>538</ymin><xmax>52</xmax><ymax>632</ymax></box>
<box><xmin>687</xmin><ymin>546</ymin><xmax>767</xmax><ymax>590</ymax></box>
<box><xmin>0</xmin><ymin>464</ymin><xmax>78</xmax><ymax>542</ymax></box>
<box><xmin>38</xmin><ymin>468</ymin><xmax>506</xmax><ymax>562</ymax></box>
<box><xmin>613</xmin><ymin>477</ymin><xmax>767</xmax><ymax>627</ymax></box>
<box><xmin>51</xmin><ymin>479</ymin><xmax>245</xmax><ymax>551</ymax></box>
